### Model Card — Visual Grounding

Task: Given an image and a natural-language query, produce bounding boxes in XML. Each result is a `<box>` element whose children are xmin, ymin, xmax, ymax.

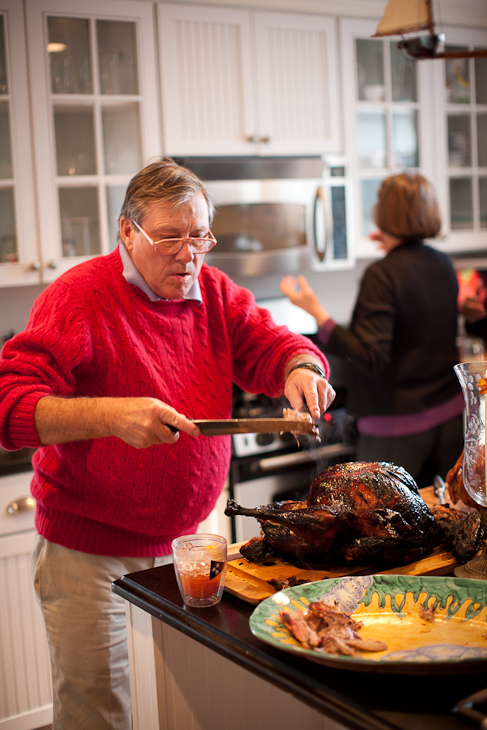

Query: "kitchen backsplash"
<box><xmin>0</xmin><ymin>284</ymin><xmax>48</xmax><ymax>341</ymax></box>
<box><xmin>0</xmin><ymin>261</ymin><xmax>371</xmax><ymax>343</ymax></box>
<box><xmin>225</xmin><ymin>261</ymin><xmax>370</xmax><ymax>328</ymax></box>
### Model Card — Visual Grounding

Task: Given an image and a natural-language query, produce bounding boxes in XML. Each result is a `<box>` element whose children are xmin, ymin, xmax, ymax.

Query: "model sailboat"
<box><xmin>373</xmin><ymin>0</ymin><xmax>487</xmax><ymax>59</ymax></box>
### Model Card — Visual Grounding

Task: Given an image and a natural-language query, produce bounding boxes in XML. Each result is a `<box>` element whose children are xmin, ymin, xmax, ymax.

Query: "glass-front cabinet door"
<box><xmin>340</xmin><ymin>18</ymin><xmax>433</xmax><ymax>258</ymax></box>
<box><xmin>433</xmin><ymin>26</ymin><xmax>487</xmax><ymax>253</ymax></box>
<box><xmin>0</xmin><ymin>0</ymin><xmax>40</xmax><ymax>286</ymax></box>
<box><xmin>25</xmin><ymin>0</ymin><xmax>160</xmax><ymax>282</ymax></box>
<box><xmin>341</xmin><ymin>18</ymin><xmax>487</xmax><ymax>258</ymax></box>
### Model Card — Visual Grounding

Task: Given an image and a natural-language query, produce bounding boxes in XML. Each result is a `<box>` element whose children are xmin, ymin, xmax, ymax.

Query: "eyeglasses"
<box><xmin>131</xmin><ymin>220</ymin><xmax>217</xmax><ymax>255</ymax></box>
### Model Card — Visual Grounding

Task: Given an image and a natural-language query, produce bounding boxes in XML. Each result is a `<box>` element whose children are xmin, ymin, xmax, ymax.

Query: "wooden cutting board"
<box><xmin>224</xmin><ymin>545</ymin><xmax>460</xmax><ymax>605</ymax></box>
<box><xmin>223</xmin><ymin>487</ymin><xmax>464</xmax><ymax>605</ymax></box>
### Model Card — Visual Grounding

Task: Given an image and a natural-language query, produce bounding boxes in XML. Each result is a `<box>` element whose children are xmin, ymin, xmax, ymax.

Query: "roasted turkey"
<box><xmin>225</xmin><ymin>461</ymin><xmax>483</xmax><ymax>567</ymax></box>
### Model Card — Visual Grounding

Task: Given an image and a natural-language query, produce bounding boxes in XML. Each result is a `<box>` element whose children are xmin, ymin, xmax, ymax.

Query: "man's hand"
<box><xmin>34</xmin><ymin>396</ymin><xmax>201</xmax><ymax>448</ymax></box>
<box><xmin>108</xmin><ymin>398</ymin><xmax>201</xmax><ymax>448</ymax></box>
<box><xmin>284</xmin><ymin>366</ymin><xmax>335</xmax><ymax>421</ymax></box>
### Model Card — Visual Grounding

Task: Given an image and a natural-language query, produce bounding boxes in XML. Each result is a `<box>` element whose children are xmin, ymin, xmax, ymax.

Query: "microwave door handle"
<box><xmin>313</xmin><ymin>185</ymin><xmax>330</xmax><ymax>263</ymax></box>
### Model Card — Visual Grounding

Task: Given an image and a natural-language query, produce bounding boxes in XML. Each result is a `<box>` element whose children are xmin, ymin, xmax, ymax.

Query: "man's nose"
<box><xmin>175</xmin><ymin>239</ymin><xmax>195</xmax><ymax>262</ymax></box>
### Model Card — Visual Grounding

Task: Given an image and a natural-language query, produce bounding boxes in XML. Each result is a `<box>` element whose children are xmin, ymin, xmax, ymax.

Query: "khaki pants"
<box><xmin>32</xmin><ymin>535</ymin><xmax>171</xmax><ymax>730</ymax></box>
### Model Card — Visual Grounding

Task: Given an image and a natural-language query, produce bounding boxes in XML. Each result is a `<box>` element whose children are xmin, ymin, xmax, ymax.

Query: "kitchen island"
<box><xmin>112</xmin><ymin>563</ymin><xmax>487</xmax><ymax>730</ymax></box>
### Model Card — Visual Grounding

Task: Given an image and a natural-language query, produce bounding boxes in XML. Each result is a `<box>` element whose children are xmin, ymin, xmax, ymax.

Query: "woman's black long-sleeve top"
<box><xmin>320</xmin><ymin>239</ymin><xmax>461</xmax><ymax>421</ymax></box>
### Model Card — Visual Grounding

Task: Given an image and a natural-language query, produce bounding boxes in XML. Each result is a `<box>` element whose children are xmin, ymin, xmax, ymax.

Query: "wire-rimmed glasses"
<box><xmin>131</xmin><ymin>220</ymin><xmax>217</xmax><ymax>255</ymax></box>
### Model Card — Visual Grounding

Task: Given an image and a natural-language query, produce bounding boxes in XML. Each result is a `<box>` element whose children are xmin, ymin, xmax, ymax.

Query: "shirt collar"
<box><xmin>119</xmin><ymin>243</ymin><xmax>202</xmax><ymax>303</ymax></box>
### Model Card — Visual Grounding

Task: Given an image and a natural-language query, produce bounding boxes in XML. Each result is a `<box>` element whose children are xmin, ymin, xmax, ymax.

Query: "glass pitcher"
<box><xmin>454</xmin><ymin>362</ymin><xmax>487</xmax><ymax>508</ymax></box>
<box><xmin>453</xmin><ymin>361</ymin><xmax>487</xmax><ymax>579</ymax></box>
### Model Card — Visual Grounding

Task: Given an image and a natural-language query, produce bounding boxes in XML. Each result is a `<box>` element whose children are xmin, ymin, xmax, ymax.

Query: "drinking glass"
<box><xmin>172</xmin><ymin>534</ymin><xmax>227</xmax><ymax>607</ymax></box>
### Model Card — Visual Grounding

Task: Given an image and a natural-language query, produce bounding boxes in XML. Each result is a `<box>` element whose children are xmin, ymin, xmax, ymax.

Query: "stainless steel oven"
<box><xmin>175</xmin><ymin>156</ymin><xmax>351</xmax><ymax>279</ymax></box>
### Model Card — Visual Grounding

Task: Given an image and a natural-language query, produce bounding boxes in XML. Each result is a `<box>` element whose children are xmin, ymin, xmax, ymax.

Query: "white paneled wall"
<box><xmin>126</xmin><ymin>601</ymin><xmax>349</xmax><ymax>730</ymax></box>
<box><xmin>0</xmin><ymin>528</ymin><xmax>52</xmax><ymax>729</ymax></box>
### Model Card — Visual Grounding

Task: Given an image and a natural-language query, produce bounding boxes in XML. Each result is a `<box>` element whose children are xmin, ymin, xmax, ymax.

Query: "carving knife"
<box><xmin>192</xmin><ymin>418</ymin><xmax>319</xmax><ymax>438</ymax></box>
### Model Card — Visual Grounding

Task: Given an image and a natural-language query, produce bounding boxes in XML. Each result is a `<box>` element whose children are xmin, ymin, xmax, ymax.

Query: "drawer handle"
<box><xmin>7</xmin><ymin>496</ymin><xmax>36</xmax><ymax>515</ymax></box>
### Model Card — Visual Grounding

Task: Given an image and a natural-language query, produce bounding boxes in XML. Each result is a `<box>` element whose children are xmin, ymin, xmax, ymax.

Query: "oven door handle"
<box><xmin>258</xmin><ymin>443</ymin><xmax>354</xmax><ymax>471</ymax></box>
<box><xmin>313</xmin><ymin>185</ymin><xmax>331</xmax><ymax>263</ymax></box>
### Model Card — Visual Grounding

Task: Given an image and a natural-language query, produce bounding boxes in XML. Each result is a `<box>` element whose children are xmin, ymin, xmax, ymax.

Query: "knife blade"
<box><xmin>192</xmin><ymin>418</ymin><xmax>319</xmax><ymax>437</ymax></box>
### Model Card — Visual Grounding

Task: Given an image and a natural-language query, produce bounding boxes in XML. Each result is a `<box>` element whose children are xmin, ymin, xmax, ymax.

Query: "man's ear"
<box><xmin>119</xmin><ymin>217</ymin><xmax>134</xmax><ymax>252</ymax></box>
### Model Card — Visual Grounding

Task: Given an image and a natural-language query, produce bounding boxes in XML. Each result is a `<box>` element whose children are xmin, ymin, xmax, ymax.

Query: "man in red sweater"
<box><xmin>0</xmin><ymin>158</ymin><xmax>334</xmax><ymax>730</ymax></box>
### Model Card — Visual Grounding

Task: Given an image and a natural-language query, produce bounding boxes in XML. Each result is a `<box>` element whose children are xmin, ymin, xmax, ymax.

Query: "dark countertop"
<box><xmin>0</xmin><ymin>447</ymin><xmax>36</xmax><ymax>477</ymax></box>
<box><xmin>112</xmin><ymin>564</ymin><xmax>487</xmax><ymax>730</ymax></box>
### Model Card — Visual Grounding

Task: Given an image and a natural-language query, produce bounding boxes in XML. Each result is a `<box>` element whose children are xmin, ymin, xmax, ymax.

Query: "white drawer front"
<box><xmin>0</xmin><ymin>471</ymin><xmax>35</xmax><ymax>537</ymax></box>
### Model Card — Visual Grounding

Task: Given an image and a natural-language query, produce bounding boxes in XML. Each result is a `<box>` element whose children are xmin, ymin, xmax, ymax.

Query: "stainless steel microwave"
<box><xmin>175</xmin><ymin>156</ymin><xmax>353</xmax><ymax>279</ymax></box>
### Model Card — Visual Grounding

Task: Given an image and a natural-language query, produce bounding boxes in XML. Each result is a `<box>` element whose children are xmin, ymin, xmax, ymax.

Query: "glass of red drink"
<box><xmin>172</xmin><ymin>534</ymin><xmax>227</xmax><ymax>607</ymax></box>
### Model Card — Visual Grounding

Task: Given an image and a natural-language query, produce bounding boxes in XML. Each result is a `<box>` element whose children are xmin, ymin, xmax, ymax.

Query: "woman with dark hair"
<box><xmin>281</xmin><ymin>172</ymin><xmax>464</xmax><ymax>487</ymax></box>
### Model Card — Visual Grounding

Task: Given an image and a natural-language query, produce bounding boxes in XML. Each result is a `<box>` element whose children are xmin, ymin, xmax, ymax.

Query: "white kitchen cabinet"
<box><xmin>0</xmin><ymin>1</ymin><xmax>41</xmax><ymax>287</ymax></box>
<box><xmin>339</xmin><ymin>17</ymin><xmax>435</xmax><ymax>259</ymax></box>
<box><xmin>431</xmin><ymin>26</ymin><xmax>487</xmax><ymax>255</ymax></box>
<box><xmin>340</xmin><ymin>17</ymin><xmax>487</xmax><ymax>259</ymax></box>
<box><xmin>0</xmin><ymin>470</ymin><xmax>53</xmax><ymax>730</ymax></box>
<box><xmin>157</xmin><ymin>4</ymin><xmax>341</xmax><ymax>157</ymax></box>
<box><xmin>24</xmin><ymin>0</ymin><xmax>161</xmax><ymax>284</ymax></box>
<box><xmin>123</xmin><ymin>605</ymin><xmax>347</xmax><ymax>730</ymax></box>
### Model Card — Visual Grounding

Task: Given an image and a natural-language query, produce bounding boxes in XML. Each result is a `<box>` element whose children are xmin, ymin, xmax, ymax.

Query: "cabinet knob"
<box><xmin>47</xmin><ymin>260</ymin><xmax>59</xmax><ymax>269</ymax></box>
<box><xmin>246</xmin><ymin>134</ymin><xmax>258</xmax><ymax>143</ymax></box>
<box><xmin>7</xmin><ymin>496</ymin><xmax>36</xmax><ymax>515</ymax></box>
<box><xmin>260</xmin><ymin>136</ymin><xmax>271</xmax><ymax>143</ymax></box>
<box><xmin>29</xmin><ymin>261</ymin><xmax>41</xmax><ymax>271</ymax></box>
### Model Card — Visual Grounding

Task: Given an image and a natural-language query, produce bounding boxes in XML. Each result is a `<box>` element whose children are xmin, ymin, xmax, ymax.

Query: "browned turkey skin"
<box><xmin>225</xmin><ymin>462</ymin><xmax>483</xmax><ymax>567</ymax></box>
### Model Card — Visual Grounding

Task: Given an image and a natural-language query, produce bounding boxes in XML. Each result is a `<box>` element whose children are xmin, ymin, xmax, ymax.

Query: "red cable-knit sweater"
<box><xmin>0</xmin><ymin>249</ymin><xmax>328</xmax><ymax>556</ymax></box>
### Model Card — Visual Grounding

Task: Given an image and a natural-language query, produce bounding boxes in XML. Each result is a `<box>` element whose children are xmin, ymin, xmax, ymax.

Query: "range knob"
<box><xmin>255</xmin><ymin>432</ymin><xmax>274</xmax><ymax>447</ymax></box>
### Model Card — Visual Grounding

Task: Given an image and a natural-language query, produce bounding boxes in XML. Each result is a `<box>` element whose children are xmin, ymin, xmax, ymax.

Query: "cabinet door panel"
<box><xmin>392</xmin><ymin>110</ymin><xmax>418</xmax><ymax>168</ymax></box>
<box><xmin>59</xmin><ymin>187</ymin><xmax>101</xmax><ymax>258</ymax></box>
<box><xmin>97</xmin><ymin>19</ymin><xmax>139</xmax><ymax>96</ymax></box>
<box><xmin>0</xmin><ymin>1</ymin><xmax>41</xmax><ymax>285</ymax></box>
<box><xmin>480</xmin><ymin>177</ymin><xmax>487</xmax><ymax>229</ymax></box>
<box><xmin>26</xmin><ymin>0</ymin><xmax>160</xmax><ymax>283</ymax></box>
<box><xmin>47</xmin><ymin>16</ymin><xmax>92</xmax><ymax>94</ymax></box>
<box><xmin>0</xmin><ymin>532</ymin><xmax>53</xmax><ymax>725</ymax></box>
<box><xmin>432</xmin><ymin>25</ymin><xmax>487</xmax><ymax>253</ymax></box>
<box><xmin>158</xmin><ymin>4</ymin><xmax>255</xmax><ymax>156</ymax></box>
<box><xmin>450</xmin><ymin>177</ymin><xmax>474</xmax><ymax>230</ymax></box>
<box><xmin>102</xmin><ymin>102</ymin><xmax>142</xmax><ymax>174</ymax></box>
<box><xmin>357</xmin><ymin>111</ymin><xmax>386</xmax><ymax>168</ymax></box>
<box><xmin>0</xmin><ymin>472</ymin><xmax>53</xmax><ymax>727</ymax></box>
<box><xmin>107</xmin><ymin>184</ymin><xmax>127</xmax><ymax>252</ymax></box>
<box><xmin>54</xmin><ymin>104</ymin><xmax>97</xmax><ymax>176</ymax></box>
<box><xmin>340</xmin><ymin>17</ymin><xmax>429</xmax><ymax>259</ymax></box>
<box><xmin>254</xmin><ymin>12</ymin><xmax>341</xmax><ymax>155</ymax></box>
<box><xmin>158</xmin><ymin>5</ymin><xmax>341</xmax><ymax>157</ymax></box>
<box><xmin>0</xmin><ymin>100</ymin><xmax>12</xmax><ymax>178</ymax></box>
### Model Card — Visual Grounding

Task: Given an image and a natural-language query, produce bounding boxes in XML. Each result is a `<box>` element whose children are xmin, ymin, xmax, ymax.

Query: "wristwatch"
<box><xmin>288</xmin><ymin>362</ymin><xmax>327</xmax><ymax>380</ymax></box>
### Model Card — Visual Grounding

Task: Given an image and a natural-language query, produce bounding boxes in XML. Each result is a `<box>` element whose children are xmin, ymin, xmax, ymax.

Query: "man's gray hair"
<box><xmin>118</xmin><ymin>157</ymin><xmax>214</xmax><ymax>243</ymax></box>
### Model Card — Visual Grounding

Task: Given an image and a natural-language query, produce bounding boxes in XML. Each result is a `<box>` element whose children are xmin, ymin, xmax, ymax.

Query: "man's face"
<box><xmin>120</xmin><ymin>192</ymin><xmax>210</xmax><ymax>300</ymax></box>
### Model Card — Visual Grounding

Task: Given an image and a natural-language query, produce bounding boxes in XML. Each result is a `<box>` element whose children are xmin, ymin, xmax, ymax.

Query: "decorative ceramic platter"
<box><xmin>249</xmin><ymin>575</ymin><xmax>487</xmax><ymax>674</ymax></box>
